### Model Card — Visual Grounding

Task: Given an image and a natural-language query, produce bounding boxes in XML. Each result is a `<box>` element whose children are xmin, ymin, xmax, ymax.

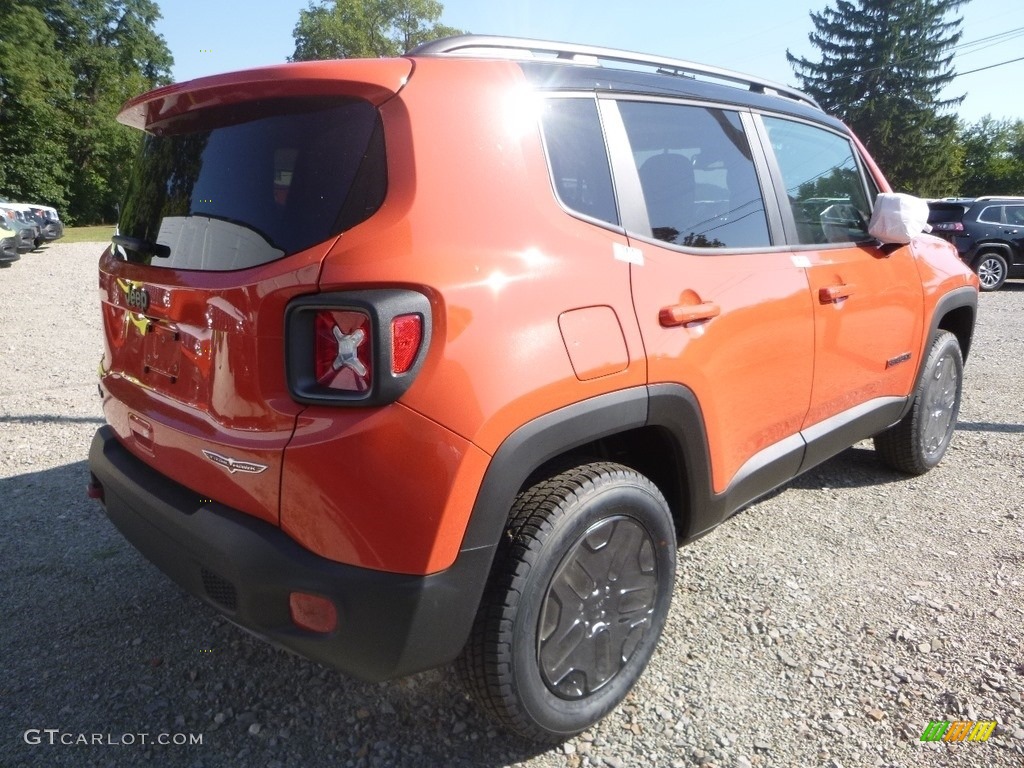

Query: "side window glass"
<box><xmin>539</xmin><ymin>98</ymin><xmax>619</xmax><ymax>226</ymax></box>
<box><xmin>762</xmin><ymin>117</ymin><xmax>873</xmax><ymax>246</ymax></box>
<box><xmin>618</xmin><ymin>102</ymin><xmax>770</xmax><ymax>249</ymax></box>
<box><xmin>977</xmin><ymin>206</ymin><xmax>1004</xmax><ymax>224</ymax></box>
<box><xmin>1007</xmin><ymin>206</ymin><xmax>1024</xmax><ymax>225</ymax></box>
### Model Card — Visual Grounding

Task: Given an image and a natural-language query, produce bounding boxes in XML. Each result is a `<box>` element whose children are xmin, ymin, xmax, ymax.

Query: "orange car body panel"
<box><xmin>630</xmin><ymin>247</ymin><xmax>814</xmax><ymax>494</ymax></box>
<box><xmin>117</xmin><ymin>58</ymin><xmax>413</xmax><ymax>130</ymax></box>
<box><xmin>799</xmin><ymin>243</ymin><xmax>924</xmax><ymax>429</ymax></box>
<box><xmin>282</xmin><ymin>59</ymin><xmax>646</xmax><ymax>572</ymax></box>
<box><xmin>95</xmin><ymin>53</ymin><xmax>977</xmax><ymax>581</ymax></box>
<box><xmin>98</xmin><ymin>244</ymin><xmax>327</xmax><ymax>525</ymax></box>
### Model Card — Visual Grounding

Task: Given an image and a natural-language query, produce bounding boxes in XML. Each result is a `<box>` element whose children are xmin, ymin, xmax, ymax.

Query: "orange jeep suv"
<box><xmin>88</xmin><ymin>36</ymin><xmax>979</xmax><ymax>742</ymax></box>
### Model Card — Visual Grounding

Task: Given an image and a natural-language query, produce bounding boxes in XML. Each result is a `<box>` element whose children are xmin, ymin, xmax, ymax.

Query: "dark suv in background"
<box><xmin>928</xmin><ymin>196</ymin><xmax>1024</xmax><ymax>290</ymax></box>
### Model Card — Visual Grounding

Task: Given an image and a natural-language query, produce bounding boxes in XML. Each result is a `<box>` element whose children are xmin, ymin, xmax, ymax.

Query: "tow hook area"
<box><xmin>87</xmin><ymin>474</ymin><xmax>105</xmax><ymax>503</ymax></box>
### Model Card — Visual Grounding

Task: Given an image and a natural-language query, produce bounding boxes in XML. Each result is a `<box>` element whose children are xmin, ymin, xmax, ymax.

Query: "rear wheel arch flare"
<box><xmin>459</xmin><ymin>385</ymin><xmax>712</xmax><ymax>558</ymax></box>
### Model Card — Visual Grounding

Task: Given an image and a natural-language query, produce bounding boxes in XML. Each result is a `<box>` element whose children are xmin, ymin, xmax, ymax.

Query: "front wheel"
<box><xmin>974</xmin><ymin>252</ymin><xmax>1007</xmax><ymax>291</ymax></box>
<box><xmin>874</xmin><ymin>330</ymin><xmax>963</xmax><ymax>475</ymax></box>
<box><xmin>457</xmin><ymin>462</ymin><xmax>676</xmax><ymax>743</ymax></box>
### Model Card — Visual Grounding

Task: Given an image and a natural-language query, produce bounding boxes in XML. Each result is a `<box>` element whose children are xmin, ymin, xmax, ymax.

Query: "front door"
<box><xmin>758</xmin><ymin>116</ymin><xmax>923</xmax><ymax>431</ymax></box>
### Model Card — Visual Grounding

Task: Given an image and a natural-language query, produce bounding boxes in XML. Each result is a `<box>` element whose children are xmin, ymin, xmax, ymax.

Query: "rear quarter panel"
<box><xmin>285</xmin><ymin>58</ymin><xmax>648</xmax><ymax>573</ymax></box>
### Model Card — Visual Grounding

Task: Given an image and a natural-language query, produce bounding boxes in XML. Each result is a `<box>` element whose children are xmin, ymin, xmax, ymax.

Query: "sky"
<box><xmin>156</xmin><ymin>0</ymin><xmax>1023</xmax><ymax>125</ymax></box>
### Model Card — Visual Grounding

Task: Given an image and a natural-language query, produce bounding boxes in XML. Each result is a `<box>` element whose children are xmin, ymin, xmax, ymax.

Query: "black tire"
<box><xmin>973</xmin><ymin>251</ymin><xmax>1007</xmax><ymax>291</ymax></box>
<box><xmin>874</xmin><ymin>330</ymin><xmax>963</xmax><ymax>475</ymax></box>
<box><xmin>457</xmin><ymin>462</ymin><xmax>675</xmax><ymax>743</ymax></box>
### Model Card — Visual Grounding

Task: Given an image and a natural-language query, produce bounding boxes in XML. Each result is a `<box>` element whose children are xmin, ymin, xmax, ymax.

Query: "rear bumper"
<box><xmin>88</xmin><ymin>426</ymin><xmax>490</xmax><ymax>681</ymax></box>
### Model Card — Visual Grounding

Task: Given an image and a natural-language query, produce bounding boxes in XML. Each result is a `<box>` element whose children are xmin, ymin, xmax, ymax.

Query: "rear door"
<box><xmin>99</xmin><ymin>62</ymin><xmax>407</xmax><ymax>524</ymax></box>
<box><xmin>607</xmin><ymin>98</ymin><xmax>815</xmax><ymax>496</ymax></box>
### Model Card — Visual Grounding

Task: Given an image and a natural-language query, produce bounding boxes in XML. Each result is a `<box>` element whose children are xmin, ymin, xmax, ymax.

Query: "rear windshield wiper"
<box><xmin>112</xmin><ymin>234</ymin><xmax>170</xmax><ymax>259</ymax></box>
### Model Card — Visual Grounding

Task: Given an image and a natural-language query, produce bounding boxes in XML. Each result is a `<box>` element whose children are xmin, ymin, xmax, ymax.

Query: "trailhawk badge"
<box><xmin>201</xmin><ymin>450</ymin><xmax>268</xmax><ymax>475</ymax></box>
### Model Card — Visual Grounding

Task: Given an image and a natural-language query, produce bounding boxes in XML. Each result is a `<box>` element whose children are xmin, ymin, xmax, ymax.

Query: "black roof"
<box><xmin>516</xmin><ymin>61</ymin><xmax>834</xmax><ymax>126</ymax></box>
<box><xmin>411</xmin><ymin>35</ymin><xmax>840</xmax><ymax>128</ymax></box>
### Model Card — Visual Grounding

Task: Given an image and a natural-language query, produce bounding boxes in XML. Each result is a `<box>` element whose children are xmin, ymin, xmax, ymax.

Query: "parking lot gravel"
<box><xmin>2</xmin><ymin>242</ymin><xmax>1022</xmax><ymax>768</ymax></box>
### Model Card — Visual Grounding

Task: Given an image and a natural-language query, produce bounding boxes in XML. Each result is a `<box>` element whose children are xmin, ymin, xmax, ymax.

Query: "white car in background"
<box><xmin>0</xmin><ymin>205</ymin><xmax>40</xmax><ymax>252</ymax></box>
<box><xmin>0</xmin><ymin>201</ymin><xmax>64</xmax><ymax>246</ymax></box>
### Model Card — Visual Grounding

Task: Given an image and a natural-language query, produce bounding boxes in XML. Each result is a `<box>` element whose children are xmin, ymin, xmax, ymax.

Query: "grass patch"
<box><xmin>62</xmin><ymin>225</ymin><xmax>114</xmax><ymax>244</ymax></box>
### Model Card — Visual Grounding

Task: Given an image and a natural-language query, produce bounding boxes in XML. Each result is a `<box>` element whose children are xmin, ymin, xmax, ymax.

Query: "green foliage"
<box><xmin>0</xmin><ymin>0</ymin><xmax>172</xmax><ymax>224</ymax></box>
<box><xmin>958</xmin><ymin>117</ymin><xmax>1024</xmax><ymax>196</ymax></box>
<box><xmin>0</xmin><ymin>4</ymin><xmax>74</xmax><ymax>210</ymax></box>
<box><xmin>292</xmin><ymin>0</ymin><xmax>464</xmax><ymax>61</ymax></box>
<box><xmin>788</xmin><ymin>0</ymin><xmax>967</xmax><ymax>197</ymax></box>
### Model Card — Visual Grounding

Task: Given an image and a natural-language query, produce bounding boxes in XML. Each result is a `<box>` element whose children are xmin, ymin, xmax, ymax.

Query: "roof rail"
<box><xmin>974</xmin><ymin>195</ymin><xmax>1024</xmax><ymax>202</ymax></box>
<box><xmin>409</xmin><ymin>35</ymin><xmax>820</xmax><ymax>109</ymax></box>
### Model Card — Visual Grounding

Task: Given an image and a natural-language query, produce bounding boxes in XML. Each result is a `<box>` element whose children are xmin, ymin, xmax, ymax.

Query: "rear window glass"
<box><xmin>117</xmin><ymin>97</ymin><xmax>385</xmax><ymax>271</ymax></box>
<box><xmin>927</xmin><ymin>204</ymin><xmax>965</xmax><ymax>225</ymax></box>
<box><xmin>977</xmin><ymin>206</ymin><xmax>1004</xmax><ymax>224</ymax></box>
<box><xmin>538</xmin><ymin>98</ymin><xmax>619</xmax><ymax>227</ymax></box>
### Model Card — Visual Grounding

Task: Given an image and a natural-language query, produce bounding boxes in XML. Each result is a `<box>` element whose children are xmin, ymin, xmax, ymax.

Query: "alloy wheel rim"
<box><xmin>977</xmin><ymin>257</ymin><xmax>1004</xmax><ymax>289</ymax></box>
<box><xmin>922</xmin><ymin>352</ymin><xmax>958</xmax><ymax>456</ymax></box>
<box><xmin>537</xmin><ymin>515</ymin><xmax>658</xmax><ymax>700</ymax></box>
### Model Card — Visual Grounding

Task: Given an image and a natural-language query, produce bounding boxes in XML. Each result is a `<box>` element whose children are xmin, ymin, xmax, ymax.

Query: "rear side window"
<box><xmin>118</xmin><ymin>97</ymin><xmax>386</xmax><ymax>271</ymax></box>
<box><xmin>538</xmin><ymin>98</ymin><xmax>619</xmax><ymax>227</ymax></box>
<box><xmin>762</xmin><ymin>117</ymin><xmax>873</xmax><ymax>246</ymax></box>
<box><xmin>618</xmin><ymin>101</ymin><xmax>770</xmax><ymax>249</ymax></box>
<box><xmin>977</xmin><ymin>206</ymin><xmax>1004</xmax><ymax>224</ymax></box>
<box><xmin>1007</xmin><ymin>205</ymin><xmax>1024</xmax><ymax>225</ymax></box>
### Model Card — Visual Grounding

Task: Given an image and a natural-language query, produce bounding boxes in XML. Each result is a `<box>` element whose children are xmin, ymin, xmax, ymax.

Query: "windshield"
<box><xmin>117</xmin><ymin>97</ymin><xmax>386</xmax><ymax>270</ymax></box>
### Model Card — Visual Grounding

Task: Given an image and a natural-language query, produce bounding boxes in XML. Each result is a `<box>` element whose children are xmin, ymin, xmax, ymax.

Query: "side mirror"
<box><xmin>868</xmin><ymin>192</ymin><xmax>932</xmax><ymax>245</ymax></box>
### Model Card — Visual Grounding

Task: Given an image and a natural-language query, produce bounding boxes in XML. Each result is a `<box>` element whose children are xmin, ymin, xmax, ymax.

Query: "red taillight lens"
<box><xmin>314</xmin><ymin>310</ymin><xmax>372</xmax><ymax>392</ymax></box>
<box><xmin>391</xmin><ymin>314</ymin><xmax>423</xmax><ymax>374</ymax></box>
<box><xmin>289</xmin><ymin>592</ymin><xmax>338</xmax><ymax>634</ymax></box>
<box><xmin>932</xmin><ymin>222</ymin><xmax>964</xmax><ymax>232</ymax></box>
<box><xmin>87</xmin><ymin>478</ymin><xmax>105</xmax><ymax>502</ymax></box>
<box><xmin>287</xmin><ymin>290</ymin><xmax>430</xmax><ymax>406</ymax></box>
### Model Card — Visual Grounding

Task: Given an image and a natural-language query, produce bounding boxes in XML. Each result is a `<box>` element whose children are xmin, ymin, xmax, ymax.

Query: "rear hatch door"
<box><xmin>99</xmin><ymin>59</ymin><xmax>409</xmax><ymax>525</ymax></box>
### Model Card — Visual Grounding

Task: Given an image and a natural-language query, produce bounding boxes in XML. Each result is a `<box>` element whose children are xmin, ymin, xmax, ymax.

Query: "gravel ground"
<box><xmin>1</xmin><ymin>242</ymin><xmax>1022</xmax><ymax>768</ymax></box>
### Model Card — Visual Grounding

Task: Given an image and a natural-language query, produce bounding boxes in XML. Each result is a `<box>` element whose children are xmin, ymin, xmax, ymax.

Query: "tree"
<box><xmin>0</xmin><ymin>1</ymin><xmax>172</xmax><ymax>223</ymax></box>
<box><xmin>787</xmin><ymin>0</ymin><xmax>967</xmax><ymax>196</ymax></box>
<box><xmin>958</xmin><ymin>117</ymin><xmax>1024</xmax><ymax>197</ymax></box>
<box><xmin>0</xmin><ymin>4</ymin><xmax>74</xmax><ymax>210</ymax></box>
<box><xmin>34</xmin><ymin>0</ymin><xmax>173</xmax><ymax>223</ymax></box>
<box><xmin>291</xmin><ymin>0</ymin><xmax>464</xmax><ymax>61</ymax></box>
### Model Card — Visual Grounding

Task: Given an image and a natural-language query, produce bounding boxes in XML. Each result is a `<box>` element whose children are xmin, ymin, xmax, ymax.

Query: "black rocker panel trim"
<box><xmin>460</xmin><ymin>383</ymin><xmax>810</xmax><ymax>561</ymax></box>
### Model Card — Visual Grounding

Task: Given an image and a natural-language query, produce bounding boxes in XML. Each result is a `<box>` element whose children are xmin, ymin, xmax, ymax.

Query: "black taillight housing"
<box><xmin>286</xmin><ymin>289</ymin><xmax>432</xmax><ymax>405</ymax></box>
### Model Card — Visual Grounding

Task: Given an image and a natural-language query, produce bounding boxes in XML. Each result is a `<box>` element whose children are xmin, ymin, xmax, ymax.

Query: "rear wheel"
<box><xmin>974</xmin><ymin>252</ymin><xmax>1007</xmax><ymax>291</ymax></box>
<box><xmin>458</xmin><ymin>462</ymin><xmax>675</xmax><ymax>743</ymax></box>
<box><xmin>874</xmin><ymin>330</ymin><xmax>963</xmax><ymax>475</ymax></box>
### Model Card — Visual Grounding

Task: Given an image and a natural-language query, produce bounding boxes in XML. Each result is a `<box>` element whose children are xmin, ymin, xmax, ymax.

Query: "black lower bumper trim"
<box><xmin>88</xmin><ymin>426</ymin><xmax>490</xmax><ymax>681</ymax></box>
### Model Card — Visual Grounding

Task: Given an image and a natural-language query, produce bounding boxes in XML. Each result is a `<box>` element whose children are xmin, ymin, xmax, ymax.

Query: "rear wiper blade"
<box><xmin>112</xmin><ymin>234</ymin><xmax>170</xmax><ymax>259</ymax></box>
